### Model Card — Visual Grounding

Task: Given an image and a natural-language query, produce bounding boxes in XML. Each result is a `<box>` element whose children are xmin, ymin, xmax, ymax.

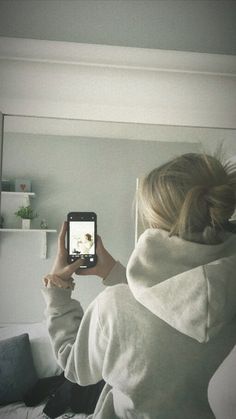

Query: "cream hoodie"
<box><xmin>42</xmin><ymin>228</ymin><xmax>236</xmax><ymax>419</ymax></box>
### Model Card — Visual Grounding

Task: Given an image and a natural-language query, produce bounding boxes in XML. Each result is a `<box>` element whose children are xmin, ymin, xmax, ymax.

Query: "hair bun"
<box><xmin>139</xmin><ymin>152</ymin><xmax>236</xmax><ymax>244</ymax></box>
<box><xmin>202</xmin><ymin>225</ymin><xmax>223</xmax><ymax>244</ymax></box>
<box><xmin>206</xmin><ymin>184</ymin><xmax>236</xmax><ymax>226</ymax></box>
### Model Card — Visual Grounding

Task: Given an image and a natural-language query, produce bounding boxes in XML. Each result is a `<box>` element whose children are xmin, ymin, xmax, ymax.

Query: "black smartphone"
<box><xmin>67</xmin><ymin>212</ymin><xmax>97</xmax><ymax>268</ymax></box>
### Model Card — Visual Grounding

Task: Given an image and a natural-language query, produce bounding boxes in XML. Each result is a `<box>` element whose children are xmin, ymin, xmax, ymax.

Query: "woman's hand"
<box><xmin>76</xmin><ymin>235</ymin><xmax>116</xmax><ymax>279</ymax></box>
<box><xmin>50</xmin><ymin>221</ymin><xmax>73</xmax><ymax>277</ymax></box>
<box><xmin>43</xmin><ymin>222</ymin><xmax>83</xmax><ymax>288</ymax></box>
<box><xmin>44</xmin><ymin>221</ymin><xmax>116</xmax><ymax>287</ymax></box>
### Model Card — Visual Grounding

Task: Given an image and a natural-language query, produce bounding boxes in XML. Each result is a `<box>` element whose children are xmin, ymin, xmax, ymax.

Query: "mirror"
<box><xmin>1</xmin><ymin>114</ymin><xmax>236</xmax><ymax>323</ymax></box>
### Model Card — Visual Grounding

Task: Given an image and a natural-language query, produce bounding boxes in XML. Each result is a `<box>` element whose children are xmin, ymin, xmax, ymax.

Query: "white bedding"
<box><xmin>0</xmin><ymin>401</ymin><xmax>87</xmax><ymax>419</ymax></box>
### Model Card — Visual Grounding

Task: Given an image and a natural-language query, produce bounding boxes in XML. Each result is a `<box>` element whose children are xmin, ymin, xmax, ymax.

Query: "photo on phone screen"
<box><xmin>67</xmin><ymin>212</ymin><xmax>97</xmax><ymax>268</ymax></box>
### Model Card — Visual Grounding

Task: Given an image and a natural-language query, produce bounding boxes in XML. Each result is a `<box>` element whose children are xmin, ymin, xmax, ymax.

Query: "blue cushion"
<box><xmin>0</xmin><ymin>333</ymin><xmax>38</xmax><ymax>404</ymax></box>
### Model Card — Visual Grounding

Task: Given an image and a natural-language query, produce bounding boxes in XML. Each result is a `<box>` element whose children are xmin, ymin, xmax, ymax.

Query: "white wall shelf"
<box><xmin>1</xmin><ymin>192</ymin><xmax>56</xmax><ymax>258</ymax></box>
<box><xmin>1</xmin><ymin>192</ymin><xmax>35</xmax><ymax>196</ymax></box>
<box><xmin>0</xmin><ymin>228</ymin><xmax>56</xmax><ymax>232</ymax></box>
<box><xmin>0</xmin><ymin>228</ymin><xmax>57</xmax><ymax>259</ymax></box>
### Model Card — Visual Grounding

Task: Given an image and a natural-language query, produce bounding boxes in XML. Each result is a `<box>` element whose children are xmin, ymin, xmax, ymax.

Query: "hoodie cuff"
<box><xmin>103</xmin><ymin>261</ymin><xmax>127</xmax><ymax>286</ymax></box>
<box><xmin>41</xmin><ymin>287</ymin><xmax>72</xmax><ymax>308</ymax></box>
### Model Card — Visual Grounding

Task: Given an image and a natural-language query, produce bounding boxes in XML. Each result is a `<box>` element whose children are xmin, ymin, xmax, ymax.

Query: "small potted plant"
<box><xmin>15</xmin><ymin>205</ymin><xmax>38</xmax><ymax>229</ymax></box>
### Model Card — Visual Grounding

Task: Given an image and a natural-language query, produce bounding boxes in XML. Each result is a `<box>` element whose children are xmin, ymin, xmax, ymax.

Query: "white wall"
<box><xmin>0</xmin><ymin>131</ymin><xmax>199</xmax><ymax>322</ymax></box>
<box><xmin>1</xmin><ymin>38</ymin><xmax>236</xmax><ymax>129</ymax></box>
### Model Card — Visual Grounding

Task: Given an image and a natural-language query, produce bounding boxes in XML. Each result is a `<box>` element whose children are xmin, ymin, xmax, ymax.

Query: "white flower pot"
<box><xmin>22</xmin><ymin>219</ymin><xmax>31</xmax><ymax>229</ymax></box>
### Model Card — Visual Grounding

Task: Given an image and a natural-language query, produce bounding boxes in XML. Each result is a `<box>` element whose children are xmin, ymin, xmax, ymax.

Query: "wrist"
<box><xmin>101</xmin><ymin>256</ymin><xmax>116</xmax><ymax>280</ymax></box>
<box><xmin>43</xmin><ymin>274</ymin><xmax>75</xmax><ymax>289</ymax></box>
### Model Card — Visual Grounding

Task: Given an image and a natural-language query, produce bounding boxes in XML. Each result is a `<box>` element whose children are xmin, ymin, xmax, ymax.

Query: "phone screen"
<box><xmin>67</xmin><ymin>212</ymin><xmax>97</xmax><ymax>267</ymax></box>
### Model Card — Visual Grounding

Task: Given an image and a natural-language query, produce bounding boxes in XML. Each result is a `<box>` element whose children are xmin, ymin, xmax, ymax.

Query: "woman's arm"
<box><xmin>41</xmin><ymin>222</ymin><xmax>125</xmax><ymax>384</ymax></box>
<box><xmin>42</xmin><ymin>287</ymin><xmax>107</xmax><ymax>385</ymax></box>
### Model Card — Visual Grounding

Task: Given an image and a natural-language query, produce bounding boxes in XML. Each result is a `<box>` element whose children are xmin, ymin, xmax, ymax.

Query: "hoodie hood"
<box><xmin>127</xmin><ymin>229</ymin><xmax>236</xmax><ymax>343</ymax></box>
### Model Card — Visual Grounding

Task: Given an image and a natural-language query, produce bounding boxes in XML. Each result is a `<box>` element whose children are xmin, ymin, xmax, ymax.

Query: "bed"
<box><xmin>0</xmin><ymin>322</ymin><xmax>88</xmax><ymax>419</ymax></box>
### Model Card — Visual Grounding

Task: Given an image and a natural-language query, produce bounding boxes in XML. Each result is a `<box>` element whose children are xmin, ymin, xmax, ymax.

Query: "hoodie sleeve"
<box><xmin>41</xmin><ymin>287</ymin><xmax>108</xmax><ymax>385</ymax></box>
<box><xmin>102</xmin><ymin>261</ymin><xmax>127</xmax><ymax>286</ymax></box>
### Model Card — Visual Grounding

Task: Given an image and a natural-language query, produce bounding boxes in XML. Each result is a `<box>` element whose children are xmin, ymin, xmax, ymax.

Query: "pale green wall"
<box><xmin>0</xmin><ymin>0</ymin><xmax>235</xmax><ymax>55</ymax></box>
<box><xmin>0</xmin><ymin>133</ymin><xmax>199</xmax><ymax>322</ymax></box>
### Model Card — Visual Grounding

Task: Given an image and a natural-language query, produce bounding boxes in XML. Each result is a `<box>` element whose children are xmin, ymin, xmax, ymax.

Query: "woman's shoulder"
<box><xmin>99</xmin><ymin>283</ymin><xmax>131</xmax><ymax>303</ymax></box>
<box><xmin>96</xmin><ymin>284</ymin><xmax>135</xmax><ymax>319</ymax></box>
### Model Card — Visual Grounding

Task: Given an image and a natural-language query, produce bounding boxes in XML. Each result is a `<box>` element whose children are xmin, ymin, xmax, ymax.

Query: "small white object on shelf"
<box><xmin>14</xmin><ymin>178</ymin><xmax>32</xmax><ymax>193</ymax></box>
<box><xmin>40</xmin><ymin>219</ymin><xmax>48</xmax><ymax>229</ymax></box>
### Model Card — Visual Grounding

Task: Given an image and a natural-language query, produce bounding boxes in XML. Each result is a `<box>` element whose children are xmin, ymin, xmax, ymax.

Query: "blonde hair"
<box><xmin>138</xmin><ymin>153</ymin><xmax>236</xmax><ymax>244</ymax></box>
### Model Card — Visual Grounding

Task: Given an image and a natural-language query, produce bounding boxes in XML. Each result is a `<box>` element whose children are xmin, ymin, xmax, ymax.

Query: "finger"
<box><xmin>95</xmin><ymin>235</ymin><xmax>106</xmax><ymax>258</ymax></box>
<box><xmin>64</xmin><ymin>257</ymin><xmax>85</xmax><ymax>276</ymax></box>
<box><xmin>58</xmin><ymin>221</ymin><xmax>67</xmax><ymax>251</ymax></box>
<box><xmin>96</xmin><ymin>235</ymin><xmax>103</xmax><ymax>249</ymax></box>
